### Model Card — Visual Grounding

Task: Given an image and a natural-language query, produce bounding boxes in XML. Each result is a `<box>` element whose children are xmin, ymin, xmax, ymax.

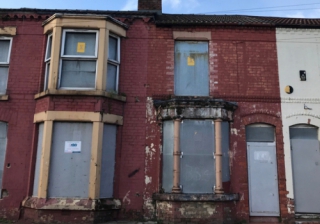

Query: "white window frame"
<box><xmin>107</xmin><ymin>34</ymin><xmax>120</xmax><ymax>93</ymax></box>
<box><xmin>0</xmin><ymin>37</ymin><xmax>13</xmax><ymax>95</ymax></box>
<box><xmin>58</xmin><ymin>29</ymin><xmax>99</xmax><ymax>90</ymax></box>
<box><xmin>44</xmin><ymin>34</ymin><xmax>52</xmax><ymax>91</ymax></box>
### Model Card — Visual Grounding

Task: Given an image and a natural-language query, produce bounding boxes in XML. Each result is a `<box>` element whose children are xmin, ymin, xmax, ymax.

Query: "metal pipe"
<box><xmin>172</xmin><ymin>118</ymin><xmax>182</xmax><ymax>193</ymax></box>
<box><xmin>215</xmin><ymin>119</ymin><xmax>224</xmax><ymax>194</ymax></box>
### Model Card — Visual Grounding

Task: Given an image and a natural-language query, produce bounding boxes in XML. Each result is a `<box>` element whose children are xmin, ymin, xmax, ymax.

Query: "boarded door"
<box><xmin>246</xmin><ymin>125</ymin><xmax>280</xmax><ymax>216</ymax></box>
<box><xmin>290</xmin><ymin>126</ymin><xmax>320</xmax><ymax>213</ymax></box>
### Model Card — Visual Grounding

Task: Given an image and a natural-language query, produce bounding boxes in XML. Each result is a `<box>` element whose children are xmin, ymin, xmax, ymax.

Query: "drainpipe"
<box><xmin>215</xmin><ymin>119</ymin><xmax>224</xmax><ymax>194</ymax></box>
<box><xmin>172</xmin><ymin>118</ymin><xmax>182</xmax><ymax>193</ymax></box>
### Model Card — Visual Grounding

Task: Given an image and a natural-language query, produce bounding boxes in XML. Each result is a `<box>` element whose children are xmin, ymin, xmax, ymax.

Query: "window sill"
<box><xmin>0</xmin><ymin>95</ymin><xmax>9</xmax><ymax>101</ymax></box>
<box><xmin>34</xmin><ymin>89</ymin><xmax>126</xmax><ymax>102</ymax></box>
<box><xmin>22</xmin><ymin>197</ymin><xmax>121</xmax><ymax>210</ymax></box>
<box><xmin>153</xmin><ymin>193</ymin><xmax>239</xmax><ymax>202</ymax></box>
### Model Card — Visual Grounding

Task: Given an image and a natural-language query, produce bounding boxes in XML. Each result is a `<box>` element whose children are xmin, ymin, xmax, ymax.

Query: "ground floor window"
<box><xmin>0</xmin><ymin>122</ymin><xmax>7</xmax><ymax>194</ymax></box>
<box><xmin>33</xmin><ymin>121</ymin><xmax>117</xmax><ymax>198</ymax></box>
<box><xmin>162</xmin><ymin>119</ymin><xmax>229</xmax><ymax>193</ymax></box>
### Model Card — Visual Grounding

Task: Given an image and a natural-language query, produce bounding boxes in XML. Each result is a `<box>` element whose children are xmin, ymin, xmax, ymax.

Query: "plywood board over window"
<box><xmin>174</xmin><ymin>41</ymin><xmax>209</xmax><ymax>96</ymax></box>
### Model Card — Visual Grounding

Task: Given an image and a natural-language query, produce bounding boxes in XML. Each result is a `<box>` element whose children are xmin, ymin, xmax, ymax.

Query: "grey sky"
<box><xmin>1</xmin><ymin>0</ymin><xmax>320</xmax><ymax>18</ymax></box>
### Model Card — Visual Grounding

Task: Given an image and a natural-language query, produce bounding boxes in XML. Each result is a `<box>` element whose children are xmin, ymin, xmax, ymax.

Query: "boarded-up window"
<box><xmin>162</xmin><ymin>121</ymin><xmax>174</xmax><ymax>192</ymax></box>
<box><xmin>48</xmin><ymin>122</ymin><xmax>92</xmax><ymax>198</ymax></box>
<box><xmin>0</xmin><ymin>122</ymin><xmax>7</xmax><ymax>193</ymax></box>
<box><xmin>174</xmin><ymin>41</ymin><xmax>209</xmax><ymax>96</ymax></box>
<box><xmin>33</xmin><ymin>123</ymin><xmax>44</xmax><ymax>196</ymax></box>
<box><xmin>100</xmin><ymin>124</ymin><xmax>117</xmax><ymax>198</ymax></box>
<box><xmin>180</xmin><ymin>120</ymin><xmax>214</xmax><ymax>193</ymax></box>
<box><xmin>162</xmin><ymin>120</ymin><xmax>230</xmax><ymax>193</ymax></box>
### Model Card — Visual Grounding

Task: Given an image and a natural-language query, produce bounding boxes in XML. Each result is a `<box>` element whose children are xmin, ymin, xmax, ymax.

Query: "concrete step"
<box><xmin>295</xmin><ymin>220</ymin><xmax>320</xmax><ymax>224</ymax></box>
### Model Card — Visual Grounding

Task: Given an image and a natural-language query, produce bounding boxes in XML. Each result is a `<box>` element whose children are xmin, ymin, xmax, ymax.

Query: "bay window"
<box><xmin>107</xmin><ymin>35</ymin><xmax>120</xmax><ymax>92</ymax></box>
<box><xmin>32</xmin><ymin>111</ymin><xmax>122</xmax><ymax>200</ymax></box>
<box><xmin>38</xmin><ymin>14</ymin><xmax>127</xmax><ymax>96</ymax></box>
<box><xmin>162</xmin><ymin>119</ymin><xmax>230</xmax><ymax>193</ymax></box>
<box><xmin>59</xmin><ymin>30</ymin><xmax>98</xmax><ymax>89</ymax></box>
<box><xmin>44</xmin><ymin>34</ymin><xmax>52</xmax><ymax>90</ymax></box>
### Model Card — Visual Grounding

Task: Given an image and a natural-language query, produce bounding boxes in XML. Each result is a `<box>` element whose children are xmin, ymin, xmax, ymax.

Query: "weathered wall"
<box><xmin>156</xmin><ymin>201</ymin><xmax>236</xmax><ymax>224</ymax></box>
<box><xmin>0</xmin><ymin>13</ymin><xmax>289</xmax><ymax>223</ymax></box>
<box><xmin>277</xmin><ymin>28</ymin><xmax>320</xmax><ymax>212</ymax></box>
<box><xmin>119</xmin><ymin>22</ymin><xmax>287</xmax><ymax>222</ymax></box>
<box><xmin>115</xmin><ymin>18</ymin><xmax>150</xmax><ymax>219</ymax></box>
<box><xmin>0</xmin><ymin>16</ymin><xmax>46</xmax><ymax>219</ymax></box>
<box><xmin>35</xmin><ymin>96</ymin><xmax>124</xmax><ymax>116</ymax></box>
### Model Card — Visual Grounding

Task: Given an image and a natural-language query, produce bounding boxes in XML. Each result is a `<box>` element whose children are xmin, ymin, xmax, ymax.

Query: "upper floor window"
<box><xmin>39</xmin><ymin>14</ymin><xmax>127</xmax><ymax>97</ymax></box>
<box><xmin>44</xmin><ymin>34</ymin><xmax>52</xmax><ymax>90</ymax></box>
<box><xmin>59</xmin><ymin>30</ymin><xmax>98</xmax><ymax>90</ymax></box>
<box><xmin>174</xmin><ymin>41</ymin><xmax>209</xmax><ymax>96</ymax></box>
<box><xmin>107</xmin><ymin>35</ymin><xmax>120</xmax><ymax>92</ymax></box>
<box><xmin>0</xmin><ymin>37</ymin><xmax>12</xmax><ymax>95</ymax></box>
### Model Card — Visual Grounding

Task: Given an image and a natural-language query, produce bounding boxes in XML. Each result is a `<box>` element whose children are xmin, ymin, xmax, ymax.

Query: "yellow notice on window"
<box><xmin>77</xmin><ymin>42</ymin><xmax>86</xmax><ymax>53</ymax></box>
<box><xmin>187</xmin><ymin>56</ymin><xmax>195</xmax><ymax>66</ymax></box>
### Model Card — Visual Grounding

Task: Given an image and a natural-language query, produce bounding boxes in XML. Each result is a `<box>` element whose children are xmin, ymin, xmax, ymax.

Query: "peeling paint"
<box><xmin>229</xmin><ymin>141</ymin><xmax>237</xmax><ymax>173</ymax></box>
<box><xmin>123</xmin><ymin>191</ymin><xmax>131</xmax><ymax>205</ymax></box>
<box><xmin>145</xmin><ymin>176</ymin><xmax>152</xmax><ymax>185</ymax></box>
<box><xmin>179</xmin><ymin>202</ymin><xmax>217</xmax><ymax>218</ymax></box>
<box><xmin>143</xmin><ymin>195</ymin><xmax>155</xmax><ymax>219</ymax></box>
<box><xmin>287</xmin><ymin>198</ymin><xmax>295</xmax><ymax>214</ymax></box>
<box><xmin>146</xmin><ymin>97</ymin><xmax>154</xmax><ymax>122</ymax></box>
<box><xmin>231</xmin><ymin>128</ymin><xmax>238</xmax><ymax>135</ymax></box>
<box><xmin>240</xmin><ymin>193</ymin><xmax>244</xmax><ymax>201</ymax></box>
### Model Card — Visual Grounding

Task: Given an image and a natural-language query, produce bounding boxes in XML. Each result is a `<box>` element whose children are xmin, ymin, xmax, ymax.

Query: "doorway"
<box><xmin>246</xmin><ymin>124</ymin><xmax>280</xmax><ymax>216</ymax></box>
<box><xmin>290</xmin><ymin>125</ymin><xmax>320</xmax><ymax>213</ymax></box>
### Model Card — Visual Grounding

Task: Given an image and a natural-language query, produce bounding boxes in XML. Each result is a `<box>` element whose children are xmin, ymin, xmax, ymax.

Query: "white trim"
<box><xmin>44</xmin><ymin>62</ymin><xmax>50</xmax><ymax>91</ymax></box>
<box><xmin>0</xmin><ymin>37</ymin><xmax>13</xmax><ymax>65</ymax></box>
<box><xmin>58</xmin><ymin>59</ymin><xmax>97</xmax><ymax>90</ymax></box>
<box><xmin>44</xmin><ymin>34</ymin><xmax>52</xmax><ymax>91</ymax></box>
<box><xmin>107</xmin><ymin>61</ymin><xmax>119</xmax><ymax>92</ymax></box>
<box><xmin>107</xmin><ymin>34</ymin><xmax>120</xmax><ymax>92</ymax></box>
<box><xmin>108</xmin><ymin>34</ymin><xmax>120</xmax><ymax>62</ymax></box>
<box><xmin>61</xmin><ymin>29</ymin><xmax>99</xmax><ymax>58</ymax></box>
<box><xmin>58</xmin><ymin>29</ymin><xmax>99</xmax><ymax>89</ymax></box>
<box><xmin>44</xmin><ymin>34</ymin><xmax>52</xmax><ymax>62</ymax></box>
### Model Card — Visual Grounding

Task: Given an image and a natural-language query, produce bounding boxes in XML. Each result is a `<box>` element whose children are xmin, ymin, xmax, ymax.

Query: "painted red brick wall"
<box><xmin>35</xmin><ymin>96</ymin><xmax>124</xmax><ymax>116</ymax></box>
<box><xmin>0</xmin><ymin>17</ymin><xmax>46</xmax><ymax>219</ymax></box>
<box><xmin>116</xmin><ymin>19</ymin><xmax>288</xmax><ymax>222</ymax></box>
<box><xmin>115</xmin><ymin>19</ymin><xmax>149</xmax><ymax>218</ymax></box>
<box><xmin>0</xmin><ymin>14</ymin><xmax>288</xmax><ymax>223</ymax></box>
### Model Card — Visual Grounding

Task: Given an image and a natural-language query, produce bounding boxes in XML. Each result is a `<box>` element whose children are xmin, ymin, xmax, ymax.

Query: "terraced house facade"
<box><xmin>1</xmin><ymin>0</ymin><xmax>320</xmax><ymax>223</ymax></box>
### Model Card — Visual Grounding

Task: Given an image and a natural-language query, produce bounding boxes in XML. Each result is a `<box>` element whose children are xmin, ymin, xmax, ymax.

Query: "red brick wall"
<box><xmin>138</xmin><ymin>0</ymin><xmax>162</xmax><ymax>11</ymax></box>
<box><xmin>0</xmin><ymin>18</ymin><xmax>46</xmax><ymax>219</ymax></box>
<box><xmin>116</xmin><ymin>19</ymin><xmax>287</xmax><ymax>222</ymax></box>
<box><xmin>0</xmin><ymin>15</ymin><xmax>288</xmax><ymax>223</ymax></box>
<box><xmin>115</xmin><ymin>19</ymin><xmax>149</xmax><ymax>218</ymax></box>
<box><xmin>35</xmin><ymin>96</ymin><xmax>124</xmax><ymax>116</ymax></box>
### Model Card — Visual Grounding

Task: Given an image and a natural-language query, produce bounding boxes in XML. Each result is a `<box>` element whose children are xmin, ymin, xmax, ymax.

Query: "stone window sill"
<box><xmin>22</xmin><ymin>197</ymin><xmax>121</xmax><ymax>210</ymax></box>
<box><xmin>153</xmin><ymin>193</ymin><xmax>239</xmax><ymax>202</ymax></box>
<box><xmin>34</xmin><ymin>90</ymin><xmax>126</xmax><ymax>102</ymax></box>
<box><xmin>0</xmin><ymin>95</ymin><xmax>9</xmax><ymax>101</ymax></box>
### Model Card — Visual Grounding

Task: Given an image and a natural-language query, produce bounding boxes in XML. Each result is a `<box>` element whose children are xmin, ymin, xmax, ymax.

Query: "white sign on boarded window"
<box><xmin>254</xmin><ymin>151</ymin><xmax>270</xmax><ymax>163</ymax></box>
<box><xmin>64</xmin><ymin>141</ymin><xmax>81</xmax><ymax>153</ymax></box>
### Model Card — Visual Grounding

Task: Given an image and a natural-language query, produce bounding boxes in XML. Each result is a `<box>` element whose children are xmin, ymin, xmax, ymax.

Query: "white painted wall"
<box><xmin>277</xmin><ymin>28</ymin><xmax>320</xmax><ymax>203</ymax></box>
